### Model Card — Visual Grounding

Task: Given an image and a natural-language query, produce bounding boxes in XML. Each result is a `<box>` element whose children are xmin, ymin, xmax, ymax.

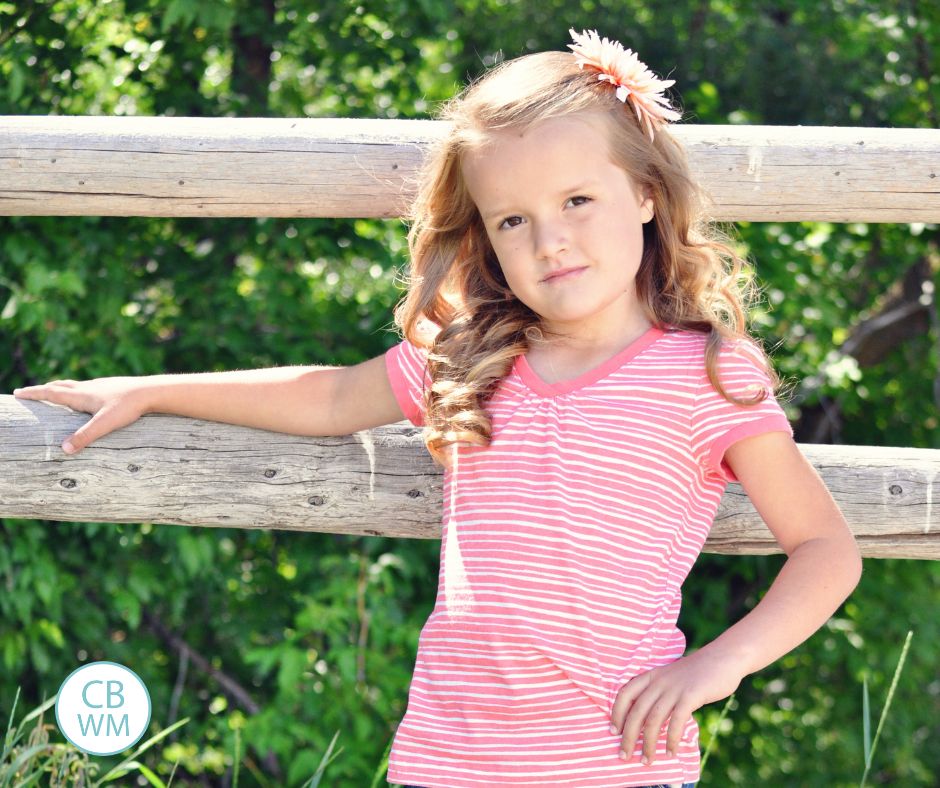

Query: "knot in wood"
<box><xmin>263</xmin><ymin>469</ymin><xmax>277</xmax><ymax>478</ymax></box>
<box><xmin>308</xmin><ymin>495</ymin><xmax>326</xmax><ymax>506</ymax></box>
<box><xmin>889</xmin><ymin>484</ymin><xmax>903</xmax><ymax>496</ymax></box>
<box><xmin>406</xmin><ymin>488</ymin><xmax>423</xmax><ymax>499</ymax></box>
<box><xmin>127</xmin><ymin>464</ymin><xmax>141</xmax><ymax>473</ymax></box>
<box><xmin>60</xmin><ymin>478</ymin><xmax>78</xmax><ymax>489</ymax></box>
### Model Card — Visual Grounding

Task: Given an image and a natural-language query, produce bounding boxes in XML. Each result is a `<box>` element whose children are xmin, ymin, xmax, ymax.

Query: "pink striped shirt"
<box><xmin>384</xmin><ymin>326</ymin><xmax>791</xmax><ymax>787</ymax></box>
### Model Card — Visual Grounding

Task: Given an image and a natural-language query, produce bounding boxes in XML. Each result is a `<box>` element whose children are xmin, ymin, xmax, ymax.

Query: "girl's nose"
<box><xmin>533</xmin><ymin>220</ymin><xmax>569</xmax><ymax>260</ymax></box>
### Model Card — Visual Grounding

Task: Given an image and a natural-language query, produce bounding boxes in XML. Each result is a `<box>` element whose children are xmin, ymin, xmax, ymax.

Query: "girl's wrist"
<box><xmin>694</xmin><ymin>634</ymin><xmax>761</xmax><ymax>681</ymax></box>
<box><xmin>133</xmin><ymin>375</ymin><xmax>172</xmax><ymax>416</ymax></box>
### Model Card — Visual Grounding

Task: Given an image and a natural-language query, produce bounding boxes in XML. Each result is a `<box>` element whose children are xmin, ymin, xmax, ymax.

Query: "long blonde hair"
<box><xmin>393</xmin><ymin>49</ymin><xmax>768</xmax><ymax>467</ymax></box>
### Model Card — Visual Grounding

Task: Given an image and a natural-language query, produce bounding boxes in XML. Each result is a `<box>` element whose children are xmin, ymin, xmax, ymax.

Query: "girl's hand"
<box><xmin>610</xmin><ymin>647</ymin><xmax>743</xmax><ymax>765</ymax></box>
<box><xmin>13</xmin><ymin>377</ymin><xmax>152</xmax><ymax>454</ymax></box>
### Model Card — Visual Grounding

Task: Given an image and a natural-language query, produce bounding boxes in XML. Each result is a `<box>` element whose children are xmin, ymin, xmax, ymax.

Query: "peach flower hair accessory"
<box><xmin>568</xmin><ymin>28</ymin><xmax>680</xmax><ymax>140</ymax></box>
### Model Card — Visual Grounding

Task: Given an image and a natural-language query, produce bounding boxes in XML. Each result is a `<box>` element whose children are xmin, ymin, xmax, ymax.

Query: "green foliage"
<box><xmin>0</xmin><ymin>686</ymin><xmax>190</xmax><ymax>786</ymax></box>
<box><xmin>1</xmin><ymin>1</ymin><xmax>938</xmax><ymax>785</ymax></box>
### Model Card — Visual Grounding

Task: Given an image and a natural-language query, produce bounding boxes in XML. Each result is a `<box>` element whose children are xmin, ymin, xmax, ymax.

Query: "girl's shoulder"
<box><xmin>657</xmin><ymin>325</ymin><xmax>711</xmax><ymax>359</ymax></box>
<box><xmin>658</xmin><ymin>325</ymin><xmax>771</xmax><ymax>376</ymax></box>
<box><xmin>661</xmin><ymin>325</ymin><xmax>765</xmax><ymax>353</ymax></box>
<box><xmin>660</xmin><ymin>325</ymin><xmax>708</xmax><ymax>345</ymax></box>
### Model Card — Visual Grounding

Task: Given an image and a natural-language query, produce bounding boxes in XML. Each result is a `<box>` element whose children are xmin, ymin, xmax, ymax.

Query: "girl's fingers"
<box><xmin>617</xmin><ymin>687</ymin><xmax>660</xmax><ymax>762</ymax></box>
<box><xmin>665</xmin><ymin>704</ymin><xmax>693</xmax><ymax>757</ymax></box>
<box><xmin>639</xmin><ymin>700</ymin><xmax>670</xmax><ymax>763</ymax></box>
<box><xmin>64</xmin><ymin>419</ymin><xmax>105</xmax><ymax>454</ymax></box>
<box><xmin>64</xmin><ymin>405</ymin><xmax>134</xmax><ymax>454</ymax></box>
<box><xmin>14</xmin><ymin>380</ymin><xmax>76</xmax><ymax>397</ymax></box>
<box><xmin>15</xmin><ymin>382</ymin><xmax>66</xmax><ymax>401</ymax></box>
<box><xmin>62</xmin><ymin>415</ymin><xmax>103</xmax><ymax>454</ymax></box>
<box><xmin>14</xmin><ymin>382</ymin><xmax>99</xmax><ymax>414</ymax></box>
<box><xmin>13</xmin><ymin>385</ymin><xmax>47</xmax><ymax>399</ymax></box>
<box><xmin>612</xmin><ymin>673</ymin><xmax>685</xmax><ymax>765</ymax></box>
<box><xmin>610</xmin><ymin>673</ymin><xmax>646</xmax><ymax>732</ymax></box>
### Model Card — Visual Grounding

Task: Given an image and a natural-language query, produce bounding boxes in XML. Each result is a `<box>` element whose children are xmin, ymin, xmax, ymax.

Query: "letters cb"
<box><xmin>55</xmin><ymin>661</ymin><xmax>152</xmax><ymax>756</ymax></box>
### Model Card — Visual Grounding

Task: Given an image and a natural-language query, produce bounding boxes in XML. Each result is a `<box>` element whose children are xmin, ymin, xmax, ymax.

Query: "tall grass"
<box><xmin>1</xmin><ymin>686</ymin><xmax>345</xmax><ymax>787</ymax></box>
<box><xmin>859</xmin><ymin>630</ymin><xmax>914</xmax><ymax>788</ymax></box>
<box><xmin>0</xmin><ymin>686</ymin><xmax>181</xmax><ymax>787</ymax></box>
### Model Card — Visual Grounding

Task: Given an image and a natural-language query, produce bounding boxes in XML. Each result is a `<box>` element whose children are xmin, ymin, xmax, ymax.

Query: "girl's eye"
<box><xmin>567</xmin><ymin>195</ymin><xmax>591</xmax><ymax>208</ymax></box>
<box><xmin>498</xmin><ymin>216</ymin><xmax>524</xmax><ymax>230</ymax></box>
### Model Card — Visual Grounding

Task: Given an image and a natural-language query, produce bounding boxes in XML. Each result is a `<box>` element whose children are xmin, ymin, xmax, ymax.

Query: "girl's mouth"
<box><xmin>542</xmin><ymin>266</ymin><xmax>587</xmax><ymax>283</ymax></box>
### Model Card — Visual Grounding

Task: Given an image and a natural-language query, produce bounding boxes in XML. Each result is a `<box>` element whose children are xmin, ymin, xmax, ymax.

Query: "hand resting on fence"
<box><xmin>12</xmin><ymin>354</ymin><xmax>405</xmax><ymax>454</ymax></box>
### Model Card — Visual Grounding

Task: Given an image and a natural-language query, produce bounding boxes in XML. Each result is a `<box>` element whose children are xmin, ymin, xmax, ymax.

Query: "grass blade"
<box><xmin>19</xmin><ymin>695</ymin><xmax>56</xmax><ymax>728</ymax></box>
<box><xmin>113</xmin><ymin>760</ymin><xmax>165</xmax><ymax>787</ymax></box>
<box><xmin>233</xmin><ymin>727</ymin><xmax>240</xmax><ymax>788</ymax></box>
<box><xmin>164</xmin><ymin>758</ymin><xmax>180</xmax><ymax>787</ymax></box>
<box><xmin>95</xmin><ymin>717</ymin><xmax>190</xmax><ymax>785</ymax></box>
<box><xmin>300</xmin><ymin>730</ymin><xmax>343</xmax><ymax>788</ymax></box>
<box><xmin>859</xmin><ymin>630</ymin><xmax>913</xmax><ymax>788</ymax></box>
<box><xmin>369</xmin><ymin>735</ymin><xmax>394</xmax><ymax>788</ymax></box>
<box><xmin>862</xmin><ymin>676</ymin><xmax>871</xmax><ymax>765</ymax></box>
<box><xmin>1</xmin><ymin>743</ymin><xmax>57</xmax><ymax>785</ymax></box>
<box><xmin>1</xmin><ymin>687</ymin><xmax>23</xmax><ymax>765</ymax></box>
<box><xmin>700</xmin><ymin>692</ymin><xmax>735</xmax><ymax>774</ymax></box>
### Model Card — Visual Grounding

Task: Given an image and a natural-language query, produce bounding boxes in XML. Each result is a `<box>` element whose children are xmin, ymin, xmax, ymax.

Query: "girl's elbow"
<box><xmin>827</xmin><ymin>514</ymin><xmax>863</xmax><ymax>591</ymax></box>
<box><xmin>847</xmin><ymin>542</ymin><xmax>864</xmax><ymax>591</ymax></box>
<box><xmin>834</xmin><ymin>532</ymin><xmax>863</xmax><ymax>595</ymax></box>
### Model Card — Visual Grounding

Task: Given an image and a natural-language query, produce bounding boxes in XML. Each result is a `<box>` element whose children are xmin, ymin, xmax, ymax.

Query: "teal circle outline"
<box><xmin>54</xmin><ymin>660</ymin><xmax>152</xmax><ymax>756</ymax></box>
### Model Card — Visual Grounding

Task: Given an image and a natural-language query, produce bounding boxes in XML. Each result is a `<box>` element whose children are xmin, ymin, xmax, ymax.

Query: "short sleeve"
<box><xmin>384</xmin><ymin>338</ymin><xmax>431</xmax><ymax>427</ymax></box>
<box><xmin>691</xmin><ymin>339</ymin><xmax>793</xmax><ymax>482</ymax></box>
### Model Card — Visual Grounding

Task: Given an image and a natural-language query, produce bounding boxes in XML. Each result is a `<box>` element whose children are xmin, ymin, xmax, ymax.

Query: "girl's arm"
<box><xmin>610</xmin><ymin>430</ymin><xmax>862</xmax><ymax>765</ymax></box>
<box><xmin>13</xmin><ymin>354</ymin><xmax>406</xmax><ymax>454</ymax></box>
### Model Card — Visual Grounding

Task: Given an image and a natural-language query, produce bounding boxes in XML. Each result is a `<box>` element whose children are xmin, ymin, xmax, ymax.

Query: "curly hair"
<box><xmin>392</xmin><ymin>49</ymin><xmax>770</xmax><ymax>468</ymax></box>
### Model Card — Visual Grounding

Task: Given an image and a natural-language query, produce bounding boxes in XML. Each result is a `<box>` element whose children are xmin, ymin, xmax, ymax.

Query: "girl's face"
<box><xmin>461</xmin><ymin>112</ymin><xmax>655</xmax><ymax>350</ymax></box>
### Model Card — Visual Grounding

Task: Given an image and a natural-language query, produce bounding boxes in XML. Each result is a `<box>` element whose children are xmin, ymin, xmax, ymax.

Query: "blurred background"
<box><xmin>0</xmin><ymin>1</ymin><xmax>938</xmax><ymax>785</ymax></box>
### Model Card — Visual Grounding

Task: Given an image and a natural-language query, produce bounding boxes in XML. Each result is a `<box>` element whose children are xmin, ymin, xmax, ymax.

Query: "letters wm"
<box><xmin>56</xmin><ymin>661</ymin><xmax>151</xmax><ymax>756</ymax></box>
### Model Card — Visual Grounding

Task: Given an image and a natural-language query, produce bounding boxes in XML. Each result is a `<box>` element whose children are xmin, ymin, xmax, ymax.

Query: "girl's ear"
<box><xmin>639</xmin><ymin>195</ymin><xmax>655</xmax><ymax>224</ymax></box>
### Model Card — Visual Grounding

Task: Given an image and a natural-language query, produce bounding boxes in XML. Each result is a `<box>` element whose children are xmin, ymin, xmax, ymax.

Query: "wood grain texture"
<box><xmin>1</xmin><ymin>116</ymin><xmax>938</xmax><ymax>221</ymax></box>
<box><xmin>2</xmin><ymin>396</ymin><xmax>937</xmax><ymax>559</ymax></box>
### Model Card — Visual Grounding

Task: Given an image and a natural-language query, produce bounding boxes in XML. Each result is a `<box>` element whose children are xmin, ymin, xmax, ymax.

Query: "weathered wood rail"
<box><xmin>1</xmin><ymin>396</ymin><xmax>938</xmax><ymax>559</ymax></box>
<box><xmin>2</xmin><ymin>116</ymin><xmax>939</xmax><ymax>559</ymax></box>
<box><xmin>1</xmin><ymin>117</ymin><xmax>939</xmax><ymax>222</ymax></box>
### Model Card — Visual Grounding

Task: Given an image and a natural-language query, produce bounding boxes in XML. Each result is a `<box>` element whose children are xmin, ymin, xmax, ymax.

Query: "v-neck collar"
<box><xmin>514</xmin><ymin>326</ymin><xmax>665</xmax><ymax>398</ymax></box>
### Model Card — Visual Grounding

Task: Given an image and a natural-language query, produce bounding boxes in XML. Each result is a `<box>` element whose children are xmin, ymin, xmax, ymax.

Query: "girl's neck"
<box><xmin>533</xmin><ymin>312</ymin><xmax>653</xmax><ymax>359</ymax></box>
<box><xmin>523</xmin><ymin>317</ymin><xmax>655</xmax><ymax>386</ymax></box>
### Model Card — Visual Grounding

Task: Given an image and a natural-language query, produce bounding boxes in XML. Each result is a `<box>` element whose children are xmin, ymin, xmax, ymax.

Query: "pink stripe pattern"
<box><xmin>383</xmin><ymin>327</ymin><xmax>791</xmax><ymax>787</ymax></box>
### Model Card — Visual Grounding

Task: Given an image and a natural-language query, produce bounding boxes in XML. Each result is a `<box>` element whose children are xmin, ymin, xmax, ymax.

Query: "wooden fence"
<box><xmin>1</xmin><ymin>116</ymin><xmax>939</xmax><ymax>559</ymax></box>
<box><xmin>2</xmin><ymin>117</ymin><xmax>939</xmax><ymax>221</ymax></box>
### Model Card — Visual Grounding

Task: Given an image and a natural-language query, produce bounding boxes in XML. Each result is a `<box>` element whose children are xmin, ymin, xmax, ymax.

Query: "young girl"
<box><xmin>14</xmin><ymin>29</ymin><xmax>861</xmax><ymax>788</ymax></box>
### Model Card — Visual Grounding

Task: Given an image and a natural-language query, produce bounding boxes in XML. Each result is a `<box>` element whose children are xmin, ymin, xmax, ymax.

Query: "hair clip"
<box><xmin>568</xmin><ymin>28</ymin><xmax>681</xmax><ymax>140</ymax></box>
